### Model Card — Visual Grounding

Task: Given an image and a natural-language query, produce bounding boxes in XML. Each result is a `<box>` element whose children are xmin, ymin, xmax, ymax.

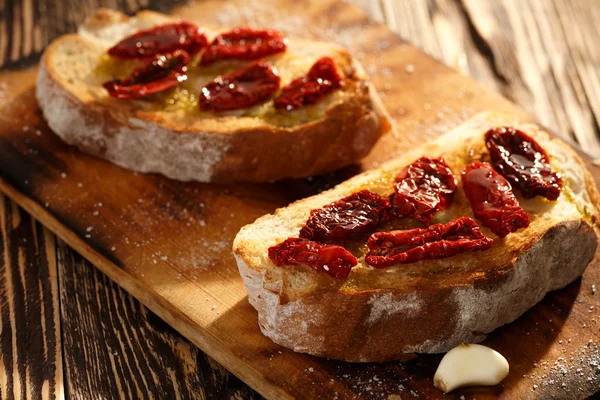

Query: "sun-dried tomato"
<box><xmin>268</xmin><ymin>237</ymin><xmax>357</xmax><ymax>278</ymax></box>
<box><xmin>365</xmin><ymin>217</ymin><xmax>493</xmax><ymax>268</ymax></box>
<box><xmin>103</xmin><ymin>50</ymin><xmax>190</xmax><ymax>99</ymax></box>
<box><xmin>198</xmin><ymin>60</ymin><xmax>281</xmax><ymax>112</ymax></box>
<box><xmin>273</xmin><ymin>57</ymin><xmax>344</xmax><ymax>111</ymax></box>
<box><xmin>299</xmin><ymin>190</ymin><xmax>392</xmax><ymax>242</ymax></box>
<box><xmin>392</xmin><ymin>157</ymin><xmax>457</xmax><ymax>224</ymax></box>
<box><xmin>200</xmin><ymin>27</ymin><xmax>287</xmax><ymax>65</ymax></box>
<box><xmin>107</xmin><ymin>22</ymin><xmax>208</xmax><ymax>59</ymax></box>
<box><xmin>485</xmin><ymin>127</ymin><xmax>562</xmax><ymax>200</ymax></box>
<box><xmin>462</xmin><ymin>161</ymin><xmax>530</xmax><ymax>238</ymax></box>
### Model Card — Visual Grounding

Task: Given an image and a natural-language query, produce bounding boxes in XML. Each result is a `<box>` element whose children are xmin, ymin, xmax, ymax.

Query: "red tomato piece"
<box><xmin>273</xmin><ymin>57</ymin><xmax>344</xmax><ymax>111</ymax></box>
<box><xmin>365</xmin><ymin>217</ymin><xmax>493</xmax><ymax>268</ymax></box>
<box><xmin>393</xmin><ymin>157</ymin><xmax>457</xmax><ymax>224</ymax></box>
<box><xmin>200</xmin><ymin>27</ymin><xmax>287</xmax><ymax>65</ymax></box>
<box><xmin>107</xmin><ymin>22</ymin><xmax>208</xmax><ymax>59</ymax></box>
<box><xmin>485</xmin><ymin>127</ymin><xmax>562</xmax><ymax>200</ymax></box>
<box><xmin>198</xmin><ymin>60</ymin><xmax>281</xmax><ymax>112</ymax></box>
<box><xmin>102</xmin><ymin>50</ymin><xmax>190</xmax><ymax>99</ymax></box>
<box><xmin>268</xmin><ymin>238</ymin><xmax>358</xmax><ymax>278</ymax></box>
<box><xmin>462</xmin><ymin>161</ymin><xmax>530</xmax><ymax>238</ymax></box>
<box><xmin>299</xmin><ymin>190</ymin><xmax>392</xmax><ymax>242</ymax></box>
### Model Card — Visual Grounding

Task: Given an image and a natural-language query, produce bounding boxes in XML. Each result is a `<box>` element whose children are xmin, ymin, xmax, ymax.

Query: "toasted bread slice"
<box><xmin>233</xmin><ymin>111</ymin><xmax>600</xmax><ymax>362</ymax></box>
<box><xmin>36</xmin><ymin>9</ymin><xmax>388</xmax><ymax>182</ymax></box>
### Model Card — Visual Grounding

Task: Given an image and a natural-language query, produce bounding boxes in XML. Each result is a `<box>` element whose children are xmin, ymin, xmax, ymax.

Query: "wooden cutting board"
<box><xmin>1</xmin><ymin>0</ymin><xmax>600</xmax><ymax>398</ymax></box>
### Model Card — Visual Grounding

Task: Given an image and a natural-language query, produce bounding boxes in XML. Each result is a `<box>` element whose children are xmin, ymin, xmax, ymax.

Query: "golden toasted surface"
<box><xmin>47</xmin><ymin>9</ymin><xmax>365</xmax><ymax>132</ymax></box>
<box><xmin>234</xmin><ymin>112</ymin><xmax>600</xmax><ymax>298</ymax></box>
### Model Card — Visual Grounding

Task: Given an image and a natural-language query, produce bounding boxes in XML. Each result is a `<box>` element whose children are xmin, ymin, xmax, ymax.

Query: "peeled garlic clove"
<box><xmin>433</xmin><ymin>343</ymin><xmax>509</xmax><ymax>393</ymax></box>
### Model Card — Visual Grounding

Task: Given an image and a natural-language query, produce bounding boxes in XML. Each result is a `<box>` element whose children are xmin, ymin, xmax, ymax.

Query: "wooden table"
<box><xmin>2</xmin><ymin>0</ymin><xmax>599</xmax><ymax>398</ymax></box>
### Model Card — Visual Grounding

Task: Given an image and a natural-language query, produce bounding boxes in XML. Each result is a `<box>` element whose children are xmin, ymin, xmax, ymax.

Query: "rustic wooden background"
<box><xmin>1</xmin><ymin>0</ymin><xmax>600</xmax><ymax>398</ymax></box>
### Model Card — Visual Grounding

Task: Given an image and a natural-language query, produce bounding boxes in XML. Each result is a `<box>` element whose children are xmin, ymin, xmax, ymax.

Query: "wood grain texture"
<box><xmin>1</xmin><ymin>0</ymin><xmax>600</xmax><ymax>399</ymax></box>
<box><xmin>0</xmin><ymin>0</ymin><xmax>184</xmax><ymax>69</ymax></box>
<box><xmin>0</xmin><ymin>194</ymin><xmax>63</xmax><ymax>400</ymax></box>
<box><xmin>354</xmin><ymin>0</ymin><xmax>600</xmax><ymax>158</ymax></box>
<box><xmin>57</xmin><ymin>238</ymin><xmax>262</xmax><ymax>399</ymax></box>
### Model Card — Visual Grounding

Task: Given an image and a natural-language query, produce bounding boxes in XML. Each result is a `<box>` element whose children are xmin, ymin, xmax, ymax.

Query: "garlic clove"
<box><xmin>433</xmin><ymin>343</ymin><xmax>509</xmax><ymax>393</ymax></box>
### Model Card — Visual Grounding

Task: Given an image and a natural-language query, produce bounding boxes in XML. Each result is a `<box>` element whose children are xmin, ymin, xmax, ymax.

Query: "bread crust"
<box><xmin>237</xmin><ymin>220</ymin><xmax>596</xmax><ymax>362</ymax></box>
<box><xmin>233</xmin><ymin>112</ymin><xmax>600</xmax><ymax>362</ymax></box>
<box><xmin>36</xmin><ymin>9</ymin><xmax>387</xmax><ymax>183</ymax></box>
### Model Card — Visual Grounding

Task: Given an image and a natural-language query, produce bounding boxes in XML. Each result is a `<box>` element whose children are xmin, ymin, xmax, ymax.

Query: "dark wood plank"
<box><xmin>362</xmin><ymin>0</ymin><xmax>600</xmax><ymax>159</ymax></box>
<box><xmin>0</xmin><ymin>0</ymin><xmax>186</xmax><ymax>69</ymax></box>
<box><xmin>0</xmin><ymin>194</ymin><xmax>63</xmax><ymax>399</ymax></box>
<box><xmin>57</xmin><ymin>238</ymin><xmax>262</xmax><ymax>400</ymax></box>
